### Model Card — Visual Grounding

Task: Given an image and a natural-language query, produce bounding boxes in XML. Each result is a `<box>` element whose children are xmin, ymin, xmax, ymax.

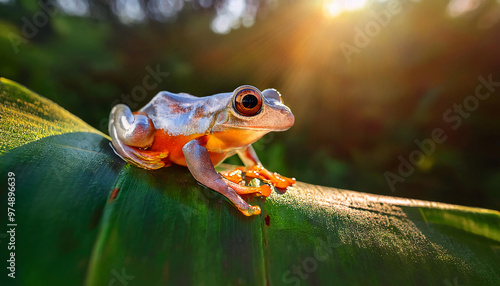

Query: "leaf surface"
<box><xmin>0</xmin><ymin>77</ymin><xmax>106</xmax><ymax>155</ymax></box>
<box><xmin>0</xmin><ymin>79</ymin><xmax>499</xmax><ymax>286</ymax></box>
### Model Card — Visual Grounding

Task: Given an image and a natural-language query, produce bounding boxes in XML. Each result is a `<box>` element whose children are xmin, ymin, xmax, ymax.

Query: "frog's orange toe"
<box><xmin>272</xmin><ymin>175</ymin><xmax>296</xmax><ymax>189</ymax></box>
<box><xmin>223</xmin><ymin>179</ymin><xmax>272</xmax><ymax>197</ymax></box>
<box><xmin>256</xmin><ymin>184</ymin><xmax>272</xmax><ymax>197</ymax></box>
<box><xmin>220</xmin><ymin>168</ymin><xmax>244</xmax><ymax>184</ymax></box>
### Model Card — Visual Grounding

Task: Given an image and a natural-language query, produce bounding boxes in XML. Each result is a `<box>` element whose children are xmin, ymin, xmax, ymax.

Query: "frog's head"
<box><xmin>214</xmin><ymin>85</ymin><xmax>294</xmax><ymax>134</ymax></box>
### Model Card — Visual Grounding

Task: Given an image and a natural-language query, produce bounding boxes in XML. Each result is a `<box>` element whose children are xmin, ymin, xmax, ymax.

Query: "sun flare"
<box><xmin>322</xmin><ymin>0</ymin><xmax>368</xmax><ymax>18</ymax></box>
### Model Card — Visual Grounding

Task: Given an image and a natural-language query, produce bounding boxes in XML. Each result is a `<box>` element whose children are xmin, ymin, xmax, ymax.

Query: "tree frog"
<box><xmin>108</xmin><ymin>85</ymin><xmax>295</xmax><ymax>216</ymax></box>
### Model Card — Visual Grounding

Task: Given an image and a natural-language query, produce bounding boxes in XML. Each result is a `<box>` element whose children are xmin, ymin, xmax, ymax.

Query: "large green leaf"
<box><xmin>0</xmin><ymin>79</ymin><xmax>499</xmax><ymax>286</ymax></box>
<box><xmin>0</xmin><ymin>77</ymin><xmax>106</xmax><ymax>155</ymax></box>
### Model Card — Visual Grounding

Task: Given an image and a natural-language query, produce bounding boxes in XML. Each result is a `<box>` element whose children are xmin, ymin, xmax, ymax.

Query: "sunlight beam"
<box><xmin>322</xmin><ymin>0</ymin><xmax>368</xmax><ymax>18</ymax></box>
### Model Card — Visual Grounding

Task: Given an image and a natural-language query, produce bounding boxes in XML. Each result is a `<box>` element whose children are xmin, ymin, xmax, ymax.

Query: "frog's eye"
<box><xmin>233</xmin><ymin>86</ymin><xmax>263</xmax><ymax>116</ymax></box>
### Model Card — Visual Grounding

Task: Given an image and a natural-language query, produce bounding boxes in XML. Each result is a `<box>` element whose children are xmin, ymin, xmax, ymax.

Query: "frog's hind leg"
<box><xmin>183</xmin><ymin>139</ymin><xmax>261</xmax><ymax>216</ymax></box>
<box><xmin>109</xmin><ymin>104</ymin><xmax>168</xmax><ymax>170</ymax></box>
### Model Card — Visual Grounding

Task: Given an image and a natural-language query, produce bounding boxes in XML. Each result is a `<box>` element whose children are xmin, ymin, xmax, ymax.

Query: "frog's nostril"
<box><xmin>280</xmin><ymin>109</ymin><xmax>289</xmax><ymax>116</ymax></box>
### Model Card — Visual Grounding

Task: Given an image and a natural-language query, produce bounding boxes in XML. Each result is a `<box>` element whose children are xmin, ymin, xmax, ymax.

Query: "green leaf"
<box><xmin>0</xmin><ymin>79</ymin><xmax>499</xmax><ymax>285</ymax></box>
<box><xmin>0</xmin><ymin>77</ymin><xmax>106</xmax><ymax>155</ymax></box>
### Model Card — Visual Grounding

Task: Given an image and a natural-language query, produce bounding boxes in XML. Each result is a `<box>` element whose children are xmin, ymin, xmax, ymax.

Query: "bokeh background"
<box><xmin>0</xmin><ymin>0</ymin><xmax>499</xmax><ymax>211</ymax></box>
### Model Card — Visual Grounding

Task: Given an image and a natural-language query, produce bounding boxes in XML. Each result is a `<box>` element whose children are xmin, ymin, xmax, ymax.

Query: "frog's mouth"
<box><xmin>217</xmin><ymin>124</ymin><xmax>276</xmax><ymax>132</ymax></box>
<box><xmin>219</xmin><ymin>124</ymin><xmax>292</xmax><ymax>132</ymax></box>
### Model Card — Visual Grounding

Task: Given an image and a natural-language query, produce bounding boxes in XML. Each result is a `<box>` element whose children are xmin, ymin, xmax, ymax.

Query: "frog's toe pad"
<box><xmin>240</xmin><ymin>205</ymin><xmax>261</xmax><ymax>216</ymax></box>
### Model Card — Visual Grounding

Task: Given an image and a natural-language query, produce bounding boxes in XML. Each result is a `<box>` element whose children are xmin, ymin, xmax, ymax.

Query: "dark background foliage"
<box><xmin>1</xmin><ymin>0</ymin><xmax>499</xmax><ymax>210</ymax></box>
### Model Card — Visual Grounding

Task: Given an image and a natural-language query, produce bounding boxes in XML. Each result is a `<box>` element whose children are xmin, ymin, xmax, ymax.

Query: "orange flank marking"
<box><xmin>146</xmin><ymin>131</ymin><xmax>227</xmax><ymax>167</ymax></box>
<box><xmin>245</xmin><ymin>165</ymin><xmax>296</xmax><ymax>189</ymax></box>
<box><xmin>148</xmin><ymin>130</ymin><xmax>200</xmax><ymax>166</ymax></box>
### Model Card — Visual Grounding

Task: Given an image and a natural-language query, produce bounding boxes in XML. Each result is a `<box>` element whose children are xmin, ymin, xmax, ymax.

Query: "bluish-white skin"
<box><xmin>108</xmin><ymin>85</ymin><xmax>294</xmax><ymax>216</ymax></box>
<box><xmin>139</xmin><ymin>88</ymin><xmax>294</xmax><ymax>149</ymax></box>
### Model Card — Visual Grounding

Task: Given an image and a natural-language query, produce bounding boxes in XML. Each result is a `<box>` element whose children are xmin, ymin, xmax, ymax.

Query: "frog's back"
<box><xmin>138</xmin><ymin>91</ymin><xmax>231</xmax><ymax>166</ymax></box>
<box><xmin>139</xmin><ymin>91</ymin><xmax>230</xmax><ymax>136</ymax></box>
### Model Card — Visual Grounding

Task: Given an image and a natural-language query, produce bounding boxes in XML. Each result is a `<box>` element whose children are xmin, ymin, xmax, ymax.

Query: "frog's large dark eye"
<box><xmin>233</xmin><ymin>86</ymin><xmax>263</xmax><ymax>116</ymax></box>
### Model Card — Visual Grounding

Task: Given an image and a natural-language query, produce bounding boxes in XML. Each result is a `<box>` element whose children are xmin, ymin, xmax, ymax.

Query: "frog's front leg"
<box><xmin>109</xmin><ymin>104</ymin><xmax>168</xmax><ymax>170</ymax></box>
<box><xmin>183</xmin><ymin>138</ymin><xmax>263</xmax><ymax>216</ymax></box>
<box><xmin>236</xmin><ymin>145</ymin><xmax>296</xmax><ymax>189</ymax></box>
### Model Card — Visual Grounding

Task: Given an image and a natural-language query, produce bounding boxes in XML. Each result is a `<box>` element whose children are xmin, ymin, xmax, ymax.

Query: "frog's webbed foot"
<box><xmin>109</xmin><ymin>104</ymin><xmax>168</xmax><ymax>170</ymax></box>
<box><xmin>234</xmin><ymin>146</ymin><xmax>295</xmax><ymax>190</ymax></box>
<box><xmin>220</xmin><ymin>165</ymin><xmax>294</xmax><ymax>193</ymax></box>
<box><xmin>244</xmin><ymin>165</ymin><xmax>296</xmax><ymax>189</ymax></box>
<box><xmin>219</xmin><ymin>168</ymin><xmax>271</xmax><ymax>197</ymax></box>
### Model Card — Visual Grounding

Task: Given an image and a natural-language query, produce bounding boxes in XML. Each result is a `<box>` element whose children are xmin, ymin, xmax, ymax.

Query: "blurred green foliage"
<box><xmin>0</xmin><ymin>0</ymin><xmax>499</xmax><ymax>211</ymax></box>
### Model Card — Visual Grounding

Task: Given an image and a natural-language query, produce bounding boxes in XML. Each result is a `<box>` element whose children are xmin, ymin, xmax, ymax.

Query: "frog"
<box><xmin>108</xmin><ymin>85</ymin><xmax>295</xmax><ymax>216</ymax></box>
